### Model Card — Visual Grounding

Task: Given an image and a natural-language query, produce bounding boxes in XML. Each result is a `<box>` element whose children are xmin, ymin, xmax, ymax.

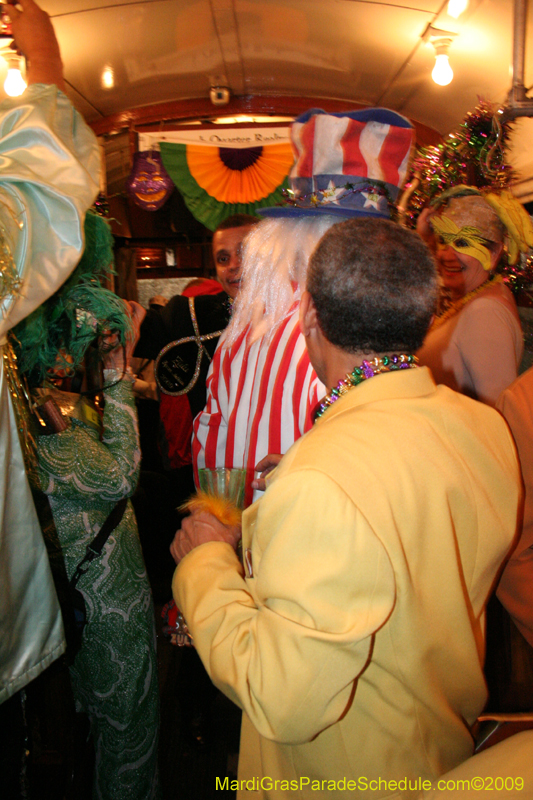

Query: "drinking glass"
<box><xmin>170</xmin><ymin>467</ymin><xmax>247</xmax><ymax>647</ymax></box>
<box><xmin>197</xmin><ymin>467</ymin><xmax>247</xmax><ymax>509</ymax></box>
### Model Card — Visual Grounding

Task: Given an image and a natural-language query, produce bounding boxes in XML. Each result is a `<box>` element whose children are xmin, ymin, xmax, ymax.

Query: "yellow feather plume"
<box><xmin>179</xmin><ymin>490</ymin><xmax>242</xmax><ymax>527</ymax></box>
<box><xmin>484</xmin><ymin>191</ymin><xmax>533</xmax><ymax>265</ymax></box>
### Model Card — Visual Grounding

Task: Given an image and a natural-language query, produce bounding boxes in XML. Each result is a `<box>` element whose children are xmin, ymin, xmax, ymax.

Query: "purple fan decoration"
<box><xmin>126</xmin><ymin>151</ymin><xmax>174</xmax><ymax>211</ymax></box>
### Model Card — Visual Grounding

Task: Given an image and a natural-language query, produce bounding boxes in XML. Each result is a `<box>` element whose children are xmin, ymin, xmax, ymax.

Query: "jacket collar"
<box><xmin>315</xmin><ymin>365</ymin><xmax>437</xmax><ymax>426</ymax></box>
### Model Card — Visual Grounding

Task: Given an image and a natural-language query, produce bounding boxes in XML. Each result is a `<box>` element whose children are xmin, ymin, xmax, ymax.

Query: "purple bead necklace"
<box><xmin>313</xmin><ymin>353</ymin><xmax>418</xmax><ymax>422</ymax></box>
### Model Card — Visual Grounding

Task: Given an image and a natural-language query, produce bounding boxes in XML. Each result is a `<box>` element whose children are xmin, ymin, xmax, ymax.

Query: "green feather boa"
<box><xmin>13</xmin><ymin>211</ymin><xmax>131</xmax><ymax>386</ymax></box>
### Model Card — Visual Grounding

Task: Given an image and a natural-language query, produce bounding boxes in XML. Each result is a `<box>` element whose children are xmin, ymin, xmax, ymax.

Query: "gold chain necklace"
<box><xmin>430</xmin><ymin>274</ymin><xmax>502</xmax><ymax>332</ymax></box>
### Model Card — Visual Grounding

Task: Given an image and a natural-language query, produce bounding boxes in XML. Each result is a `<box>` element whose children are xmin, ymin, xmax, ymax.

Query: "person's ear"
<box><xmin>300</xmin><ymin>291</ymin><xmax>319</xmax><ymax>337</ymax></box>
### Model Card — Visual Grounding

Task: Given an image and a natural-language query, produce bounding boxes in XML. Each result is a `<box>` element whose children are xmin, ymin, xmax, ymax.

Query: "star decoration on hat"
<box><xmin>362</xmin><ymin>191</ymin><xmax>382</xmax><ymax>210</ymax></box>
<box><xmin>321</xmin><ymin>181</ymin><xmax>346</xmax><ymax>205</ymax></box>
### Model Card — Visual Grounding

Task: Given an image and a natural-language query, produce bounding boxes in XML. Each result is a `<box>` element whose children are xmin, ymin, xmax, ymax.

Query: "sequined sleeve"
<box><xmin>37</xmin><ymin>381</ymin><xmax>141</xmax><ymax>505</ymax></box>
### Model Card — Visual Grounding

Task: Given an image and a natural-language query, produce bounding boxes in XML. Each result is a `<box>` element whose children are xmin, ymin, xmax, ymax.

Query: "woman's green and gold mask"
<box><xmin>431</xmin><ymin>214</ymin><xmax>493</xmax><ymax>272</ymax></box>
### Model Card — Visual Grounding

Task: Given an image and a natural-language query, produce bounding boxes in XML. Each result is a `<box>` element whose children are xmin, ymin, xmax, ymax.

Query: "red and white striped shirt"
<box><xmin>192</xmin><ymin>308</ymin><xmax>324</xmax><ymax>506</ymax></box>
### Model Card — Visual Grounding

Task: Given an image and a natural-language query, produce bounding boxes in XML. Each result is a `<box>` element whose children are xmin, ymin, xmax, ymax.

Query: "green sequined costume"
<box><xmin>36</xmin><ymin>379</ymin><xmax>159</xmax><ymax>800</ymax></box>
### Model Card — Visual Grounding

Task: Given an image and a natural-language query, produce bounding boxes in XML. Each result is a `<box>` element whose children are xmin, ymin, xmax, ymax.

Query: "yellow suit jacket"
<box><xmin>496</xmin><ymin>366</ymin><xmax>533</xmax><ymax>647</ymax></box>
<box><xmin>174</xmin><ymin>367</ymin><xmax>520</xmax><ymax>799</ymax></box>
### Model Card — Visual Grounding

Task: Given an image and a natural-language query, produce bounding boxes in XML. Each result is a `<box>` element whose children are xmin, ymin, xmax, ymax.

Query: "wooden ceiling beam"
<box><xmin>89</xmin><ymin>94</ymin><xmax>442</xmax><ymax>148</ymax></box>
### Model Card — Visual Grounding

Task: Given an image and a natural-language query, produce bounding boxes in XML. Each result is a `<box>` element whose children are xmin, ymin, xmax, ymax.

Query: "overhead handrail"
<box><xmin>501</xmin><ymin>0</ymin><xmax>533</xmax><ymax>121</ymax></box>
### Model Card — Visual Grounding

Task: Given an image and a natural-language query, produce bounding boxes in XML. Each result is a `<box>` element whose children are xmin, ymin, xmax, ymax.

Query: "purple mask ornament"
<box><xmin>126</xmin><ymin>151</ymin><xmax>174</xmax><ymax>211</ymax></box>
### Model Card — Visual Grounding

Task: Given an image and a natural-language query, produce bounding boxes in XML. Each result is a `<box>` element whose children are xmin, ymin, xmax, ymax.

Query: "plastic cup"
<box><xmin>197</xmin><ymin>467</ymin><xmax>247</xmax><ymax>509</ymax></box>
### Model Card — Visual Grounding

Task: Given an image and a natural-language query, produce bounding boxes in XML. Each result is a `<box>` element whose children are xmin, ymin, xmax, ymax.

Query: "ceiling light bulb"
<box><xmin>4</xmin><ymin>64</ymin><xmax>26</xmax><ymax>96</ymax></box>
<box><xmin>447</xmin><ymin>0</ymin><xmax>468</xmax><ymax>18</ymax></box>
<box><xmin>102</xmin><ymin>66</ymin><xmax>114</xmax><ymax>89</ymax></box>
<box><xmin>432</xmin><ymin>53</ymin><xmax>453</xmax><ymax>86</ymax></box>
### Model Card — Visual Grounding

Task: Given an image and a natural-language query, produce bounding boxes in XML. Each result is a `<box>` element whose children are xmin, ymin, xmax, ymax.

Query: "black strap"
<box><xmin>69</xmin><ymin>497</ymin><xmax>128</xmax><ymax>588</ymax></box>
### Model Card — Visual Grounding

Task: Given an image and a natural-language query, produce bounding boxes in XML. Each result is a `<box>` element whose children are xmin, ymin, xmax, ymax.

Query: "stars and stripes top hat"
<box><xmin>260</xmin><ymin>107</ymin><xmax>414</xmax><ymax>219</ymax></box>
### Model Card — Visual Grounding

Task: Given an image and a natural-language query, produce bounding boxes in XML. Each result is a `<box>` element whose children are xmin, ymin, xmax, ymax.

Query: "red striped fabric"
<box><xmin>225</xmin><ymin>330</ymin><xmax>254</xmax><ymax>471</ymax></box>
<box><xmin>293</xmin><ymin>344</ymin><xmax>315</xmax><ymax>438</ymax></box>
<box><xmin>340</xmin><ymin>119</ymin><xmax>367</xmax><ymax>178</ymax></box>
<box><xmin>192</xmin><ymin>309</ymin><xmax>324</xmax><ymax>507</ymax></box>
<box><xmin>295</xmin><ymin>115</ymin><xmax>317</xmax><ymax>178</ymax></box>
<box><xmin>292</xmin><ymin>114</ymin><xmax>412</xmax><ymax>187</ymax></box>
<box><xmin>379</xmin><ymin>126</ymin><xmax>412</xmax><ymax>187</ymax></box>
<box><xmin>246</xmin><ymin>319</ymin><xmax>290</xmax><ymax>467</ymax></box>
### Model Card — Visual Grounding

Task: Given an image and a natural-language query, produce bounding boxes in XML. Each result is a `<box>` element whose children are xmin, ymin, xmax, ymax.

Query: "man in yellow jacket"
<box><xmin>171</xmin><ymin>217</ymin><xmax>521</xmax><ymax>798</ymax></box>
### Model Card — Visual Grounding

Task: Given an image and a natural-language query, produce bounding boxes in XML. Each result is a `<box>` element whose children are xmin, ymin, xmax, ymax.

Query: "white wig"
<box><xmin>226</xmin><ymin>215</ymin><xmax>341</xmax><ymax>345</ymax></box>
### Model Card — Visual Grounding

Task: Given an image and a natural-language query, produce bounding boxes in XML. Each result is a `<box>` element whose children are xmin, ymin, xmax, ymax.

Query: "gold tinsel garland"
<box><xmin>0</xmin><ymin>222</ymin><xmax>22</xmax><ymax>312</ymax></box>
<box><xmin>3</xmin><ymin>338</ymin><xmax>39</xmax><ymax>486</ymax></box>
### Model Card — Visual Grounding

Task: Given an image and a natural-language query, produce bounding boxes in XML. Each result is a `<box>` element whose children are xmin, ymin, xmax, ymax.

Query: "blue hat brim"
<box><xmin>258</xmin><ymin>205</ymin><xmax>390</xmax><ymax>219</ymax></box>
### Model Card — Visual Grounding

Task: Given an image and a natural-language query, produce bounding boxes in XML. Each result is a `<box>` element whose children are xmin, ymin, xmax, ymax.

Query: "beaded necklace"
<box><xmin>313</xmin><ymin>354</ymin><xmax>418</xmax><ymax>422</ymax></box>
<box><xmin>430</xmin><ymin>274</ymin><xmax>502</xmax><ymax>332</ymax></box>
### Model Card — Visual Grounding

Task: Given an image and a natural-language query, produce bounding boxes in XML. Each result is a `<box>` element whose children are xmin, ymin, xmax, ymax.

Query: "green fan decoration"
<box><xmin>160</xmin><ymin>140</ymin><xmax>293</xmax><ymax>231</ymax></box>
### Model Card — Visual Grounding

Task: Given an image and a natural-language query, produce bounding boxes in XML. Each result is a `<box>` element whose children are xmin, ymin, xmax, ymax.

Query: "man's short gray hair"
<box><xmin>307</xmin><ymin>218</ymin><xmax>438</xmax><ymax>354</ymax></box>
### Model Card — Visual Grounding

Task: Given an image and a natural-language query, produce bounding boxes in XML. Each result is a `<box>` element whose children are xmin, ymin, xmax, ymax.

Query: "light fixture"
<box><xmin>422</xmin><ymin>25</ymin><xmax>458</xmax><ymax>87</ymax></box>
<box><xmin>212</xmin><ymin>114</ymin><xmax>294</xmax><ymax>124</ymax></box>
<box><xmin>3</xmin><ymin>53</ymin><xmax>26</xmax><ymax>97</ymax></box>
<box><xmin>432</xmin><ymin>38</ymin><xmax>454</xmax><ymax>86</ymax></box>
<box><xmin>101</xmin><ymin>65</ymin><xmax>114</xmax><ymax>90</ymax></box>
<box><xmin>447</xmin><ymin>0</ymin><xmax>468</xmax><ymax>19</ymax></box>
